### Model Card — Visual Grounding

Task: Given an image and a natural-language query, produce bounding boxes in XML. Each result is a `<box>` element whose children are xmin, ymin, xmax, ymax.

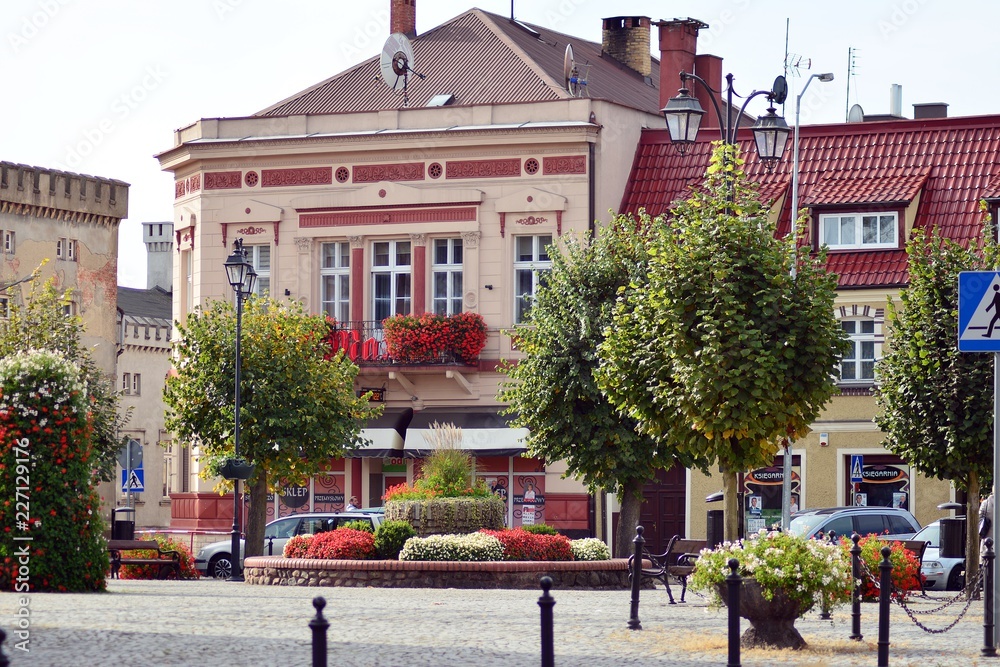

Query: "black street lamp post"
<box><xmin>223</xmin><ymin>238</ymin><xmax>257</xmax><ymax>582</ymax></box>
<box><xmin>661</xmin><ymin>71</ymin><xmax>790</xmax><ymax>170</ymax></box>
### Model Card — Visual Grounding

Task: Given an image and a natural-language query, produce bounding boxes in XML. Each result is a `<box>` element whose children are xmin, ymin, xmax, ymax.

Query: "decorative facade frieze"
<box><xmin>261</xmin><ymin>167</ymin><xmax>332</xmax><ymax>187</ymax></box>
<box><xmin>204</xmin><ymin>171</ymin><xmax>242</xmax><ymax>190</ymax></box>
<box><xmin>299</xmin><ymin>206</ymin><xmax>477</xmax><ymax>228</ymax></box>
<box><xmin>543</xmin><ymin>156</ymin><xmax>587</xmax><ymax>175</ymax></box>
<box><xmin>353</xmin><ymin>163</ymin><xmax>425</xmax><ymax>183</ymax></box>
<box><xmin>461</xmin><ymin>231</ymin><xmax>481</xmax><ymax>248</ymax></box>
<box><xmin>446</xmin><ymin>159</ymin><xmax>521</xmax><ymax>179</ymax></box>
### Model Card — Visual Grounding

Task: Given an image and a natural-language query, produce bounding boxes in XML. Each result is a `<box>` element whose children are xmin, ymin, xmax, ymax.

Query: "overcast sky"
<box><xmin>3</xmin><ymin>0</ymin><xmax>994</xmax><ymax>288</ymax></box>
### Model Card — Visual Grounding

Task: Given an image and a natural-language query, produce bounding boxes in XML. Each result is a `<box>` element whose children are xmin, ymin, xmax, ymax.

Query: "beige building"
<box><xmin>0</xmin><ymin>160</ymin><xmax>129</xmax><ymax>519</ymax></box>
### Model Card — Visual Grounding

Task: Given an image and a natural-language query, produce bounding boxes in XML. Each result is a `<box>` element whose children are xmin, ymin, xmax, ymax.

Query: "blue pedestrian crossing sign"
<box><xmin>959</xmin><ymin>271</ymin><xmax>1000</xmax><ymax>352</ymax></box>
<box><xmin>850</xmin><ymin>455</ymin><xmax>864</xmax><ymax>483</ymax></box>
<box><xmin>121</xmin><ymin>468</ymin><xmax>144</xmax><ymax>492</ymax></box>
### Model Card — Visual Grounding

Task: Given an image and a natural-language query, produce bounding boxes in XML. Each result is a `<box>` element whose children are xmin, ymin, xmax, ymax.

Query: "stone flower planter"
<box><xmin>385</xmin><ymin>496</ymin><xmax>505</xmax><ymax>537</ymax></box>
<box><xmin>717</xmin><ymin>578</ymin><xmax>807</xmax><ymax>650</ymax></box>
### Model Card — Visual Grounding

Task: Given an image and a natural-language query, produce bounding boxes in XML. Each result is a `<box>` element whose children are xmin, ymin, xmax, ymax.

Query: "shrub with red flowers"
<box><xmin>0</xmin><ymin>350</ymin><xmax>108</xmax><ymax>592</ymax></box>
<box><xmin>447</xmin><ymin>312</ymin><xmax>488</xmax><ymax>364</ymax></box>
<box><xmin>383</xmin><ymin>312</ymin><xmax>487</xmax><ymax>364</ymax></box>
<box><xmin>843</xmin><ymin>535</ymin><xmax>923</xmax><ymax>601</ymax></box>
<box><xmin>304</xmin><ymin>529</ymin><xmax>376</xmax><ymax>560</ymax></box>
<box><xmin>283</xmin><ymin>534</ymin><xmax>312</xmax><ymax>558</ymax></box>
<box><xmin>480</xmin><ymin>528</ymin><xmax>574</xmax><ymax>561</ymax></box>
<box><xmin>118</xmin><ymin>533</ymin><xmax>200</xmax><ymax>580</ymax></box>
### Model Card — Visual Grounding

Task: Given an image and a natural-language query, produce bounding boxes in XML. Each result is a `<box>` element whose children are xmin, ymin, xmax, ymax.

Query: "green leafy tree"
<box><xmin>500</xmin><ymin>215</ymin><xmax>709</xmax><ymax>556</ymax></box>
<box><xmin>0</xmin><ymin>350</ymin><xmax>108</xmax><ymax>591</ymax></box>
<box><xmin>875</xmin><ymin>221</ymin><xmax>999</xmax><ymax>587</ymax></box>
<box><xmin>0</xmin><ymin>264</ymin><xmax>129</xmax><ymax>482</ymax></box>
<box><xmin>163</xmin><ymin>297</ymin><xmax>374</xmax><ymax>557</ymax></box>
<box><xmin>598</xmin><ymin>144</ymin><xmax>848</xmax><ymax>540</ymax></box>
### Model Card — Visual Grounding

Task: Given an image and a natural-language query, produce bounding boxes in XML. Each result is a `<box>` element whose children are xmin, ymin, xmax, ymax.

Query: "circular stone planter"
<box><xmin>244</xmin><ymin>557</ymin><xmax>631</xmax><ymax>590</ymax></box>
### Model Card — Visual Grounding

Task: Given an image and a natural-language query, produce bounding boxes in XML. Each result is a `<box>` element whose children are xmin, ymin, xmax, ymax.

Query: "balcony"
<box><xmin>327</xmin><ymin>313</ymin><xmax>491</xmax><ymax>369</ymax></box>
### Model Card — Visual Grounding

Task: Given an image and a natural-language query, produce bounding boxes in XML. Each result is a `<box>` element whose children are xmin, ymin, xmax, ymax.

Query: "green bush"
<box><xmin>374</xmin><ymin>520</ymin><xmax>417</xmax><ymax>559</ymax></box>
<box><xmin>384</xmin><ymin>496</ymin><xmax>506</xmax><ymax>535</ymax></box>
<box><xmin>520</xmin><ymin>523</ymin><xmax>558</xmax><ymax>536</ymax></box>
<box><xmin>340</xmin><ymin>520</ymin><xmax>374</xmax><ymax>533</ymax></box>
<box><xmin>571</xmin><ymin>538</ymin><xmax>611</xmax><ymax>561</ymax></box>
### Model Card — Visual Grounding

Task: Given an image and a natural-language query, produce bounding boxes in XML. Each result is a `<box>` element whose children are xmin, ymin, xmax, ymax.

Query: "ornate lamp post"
<box><xmin>661</xmin><ymin>71</ymin><xmax>791</xmax><ymax>170</ymax></box>
<box><xmin>223</xmin><ymin>238</ymin><xmax>257</xmax><ymax>582</ymax></box>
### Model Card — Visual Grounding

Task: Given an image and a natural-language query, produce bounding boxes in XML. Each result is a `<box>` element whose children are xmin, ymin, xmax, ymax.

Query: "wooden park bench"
<box><xmin>628</xmin><ymin>535</ymin><xmax>707</xmax><ymax>604</ymax></box>
<box><xmin>108</xmin><ymin>539</ymin><xmax>181</xmax><ymax>580</ymax></box>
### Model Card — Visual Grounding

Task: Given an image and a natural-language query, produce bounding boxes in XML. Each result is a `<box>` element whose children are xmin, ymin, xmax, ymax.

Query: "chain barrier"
<box><xmin>857</xmin><ymin>553</ymin><xmax>983</xmax><ymax>634</ymax></box>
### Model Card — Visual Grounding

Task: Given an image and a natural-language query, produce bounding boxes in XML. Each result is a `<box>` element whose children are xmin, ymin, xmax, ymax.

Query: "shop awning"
<box><xmin>403</xmin><ymin>409</ymin><xmax>528</xmax><ymax>457</ymax></box>
<box><xmin>345</xmin><ymin>408</ymin><xmax>413</xmax><ymax>458</ymax></box>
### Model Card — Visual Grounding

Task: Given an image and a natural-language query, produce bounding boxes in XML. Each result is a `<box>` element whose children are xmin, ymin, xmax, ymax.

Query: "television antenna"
<box><xmin>563</xmin><ymin>43</ymin><xmax>589</xmax><ymax>97</ymax></box>
<box><xmin>379</xmin><ymin>32</ymin><xmax>425</xmax><ymax>107</ymax></box>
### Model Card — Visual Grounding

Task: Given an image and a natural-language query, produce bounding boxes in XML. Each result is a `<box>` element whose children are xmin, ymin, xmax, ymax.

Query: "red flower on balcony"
<box><xmin>383</xmin><ymin>312</ymin><xmax>487</xmax><ymax>364</ymax></box>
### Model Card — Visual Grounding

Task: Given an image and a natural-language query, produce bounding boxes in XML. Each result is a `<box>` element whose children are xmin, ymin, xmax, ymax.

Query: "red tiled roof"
<box><xmin>620</xmin><ymin>116</ymin><xmax>1000</xmax><ymax>288</ymax></box>
<box><xmin>256</xmin><ymin>9</ymin><xmax>662</xmax><ymax>117</ymax></box>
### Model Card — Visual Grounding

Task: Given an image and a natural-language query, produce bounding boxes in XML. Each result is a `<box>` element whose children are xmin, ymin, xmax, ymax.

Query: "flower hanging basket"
<box><xmin>220</xmin><ymin>458</ymin><xmax>255</xmax><ymax>481</ymax></box>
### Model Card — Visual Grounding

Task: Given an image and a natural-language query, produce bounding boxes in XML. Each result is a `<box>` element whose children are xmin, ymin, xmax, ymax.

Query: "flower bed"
<box><xmin>848</xmin><ymin>535</ymin><xmax>923</xmax><ymax>600</ymax></box>
<box><xmin>119</xmin><ymin>534</ymin><xmax>201</xmax><ymax>580</ymax></box>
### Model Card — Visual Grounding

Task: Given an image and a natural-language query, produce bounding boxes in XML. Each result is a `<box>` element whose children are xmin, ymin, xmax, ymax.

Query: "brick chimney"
<box><xmin>601</xmin><ymin>16</ymin><xmax>651</xmax><ymax>78</ymax></box>
<box><xmin>391</xmin><ymin>0</ymin><xmax>416</xmax><ymax>37</ymax></box>
<box><xmin>656</xmin><ymin>18</ymin><xmax>707</xmax><ymax>110</ymax></box>
<box><xmin>694</xmin><ymin>54</ymin><xmax>723</xmax><ymax>129</ymax></box>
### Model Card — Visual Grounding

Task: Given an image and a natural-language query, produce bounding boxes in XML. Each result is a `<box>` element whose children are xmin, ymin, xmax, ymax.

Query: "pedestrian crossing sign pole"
<box><xmin>957</xmin><ymin>270</ymin><xmax>1000</xmax><ymax>645</ymax></box>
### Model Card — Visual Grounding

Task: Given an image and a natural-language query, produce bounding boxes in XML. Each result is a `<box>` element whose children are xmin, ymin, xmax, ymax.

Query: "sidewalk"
<box><xmin>0</xmin><ymin>579</ymin><xmax>992</xmax><ymax>666</ymax></box>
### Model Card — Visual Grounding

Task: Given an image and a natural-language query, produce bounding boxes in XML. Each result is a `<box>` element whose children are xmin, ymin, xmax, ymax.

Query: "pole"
<box><xmin>984</xmin><ymin>538</ymin><xmax>996</xmax><ymax>657</ymax></box>
<box><xmin>310</xmin><ymin>596</ymin><xmax>329</xmax><ymax>667</ymax></box>
<box><xmin>849</xmin><ymin>533</ymin><xmax>863</xmax><ymax>641</ymax></box>
<box><xmin>628</xmin><ymin>525</ymin><xmax>644</xmax><ymax>630</ymax></box>
<box><xmin>229</xmin><ymin>287</ymin><xmax>245</xmax><ymax>582</ymax></box>
<box><xmin>877</xmin><ymin>545</ymin><xmax>892</xmax><ymax>667</ymax></box>
<box><xmin>726</xmin><ymin>558</ymin><xmax>741</xmax><ymax>667</ymax></box>
<box><xmin>994</xmin><ymin>351</ymin><xmax>1000</xmax><ymax>645</ymax></box>
<box><xmin>538</xmin><ymin>576</ymin><xmax>556</xmax><ymax>667</ymax></box>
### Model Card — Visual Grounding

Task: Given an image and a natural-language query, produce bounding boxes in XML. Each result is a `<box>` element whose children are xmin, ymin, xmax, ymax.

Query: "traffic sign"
<box><xmin>850</xmin><ymin>455</ymin><xmax>864</xmax><ymax>483</ymax></box>
<box><xmin>958</xmin><ymin>271</ymin><xmax>1000</xmax><ymax>352</ymax></box>
<box><xmin>117</xmin><ymin>439</ymin><xmax>143</xmax><ymax>470</ymax></box>
<box><xmin>121</xmin><ymin>468</ymin><xmax>144</xmax><ymax>493</ymax></box>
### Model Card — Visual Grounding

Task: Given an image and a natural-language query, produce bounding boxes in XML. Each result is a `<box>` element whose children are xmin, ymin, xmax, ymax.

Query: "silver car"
<box><xmin>915</xmin><ymin>521</ymin><xmax>966</xmax><ymax>591</ymax></box>
<box><xmin>194</xmin><ymin>510</ymin><xmax>384</xmax><ymax>579</ymax></box>
<box><xmin>788</xmin><ymin>506</ymin><xmax>920</xmax><ymax>541</ymax></box>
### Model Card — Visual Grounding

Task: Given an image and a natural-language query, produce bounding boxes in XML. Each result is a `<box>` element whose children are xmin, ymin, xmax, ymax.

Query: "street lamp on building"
<box><xmin>781</xmin><ymin>71</ymin><xmax>834</xmax><ymax>531</ymax></box>
<box><xmin>662</xmin><ymin>71</ymin><xmax>791</xmax><ymax>170</ymax></box>
<box><xmin>222</xmin><ymin>238</ymin><xmax>257</xmax><ymax>582</ymax></box>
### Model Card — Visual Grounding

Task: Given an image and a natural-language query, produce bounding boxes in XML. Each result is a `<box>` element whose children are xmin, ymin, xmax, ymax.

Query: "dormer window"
<box><xmin>820</xmin><ymin>212</ymin><xmax>898</xmax><ymax>249</ymax></box>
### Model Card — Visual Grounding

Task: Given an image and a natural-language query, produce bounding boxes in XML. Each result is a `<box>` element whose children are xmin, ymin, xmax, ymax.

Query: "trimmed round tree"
<box><xmin>0</xmin><ymin>350</ymin><xmax>108</xmax><ymax>591</ymax></box>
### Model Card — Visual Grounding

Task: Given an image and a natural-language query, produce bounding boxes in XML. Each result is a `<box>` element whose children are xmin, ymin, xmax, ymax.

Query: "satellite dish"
<box><xmin>771</xmin><ymin>75</ymin><xmax>788</xmax><ymax>105</ymax></box>
<box><xmin>563</xmin><ymin>42</ymin><xmax>589</xmax><ymax>97</ymax></box>
<box><xmin>379</xmin><ymin>32</ymin><xmax>424</xmax><ymax>106</ymax></box>
<box><xmin>847</xmin><ymin>103</ymin><xmax>865</xmax><ymax>123</ymax></box>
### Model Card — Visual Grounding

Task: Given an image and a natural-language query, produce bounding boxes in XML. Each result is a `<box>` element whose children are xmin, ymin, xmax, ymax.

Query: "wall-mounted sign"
<box><xmin>360</xmin><ymin>386</ymin><xmax>386</xmax><ymax>402</ymax></box>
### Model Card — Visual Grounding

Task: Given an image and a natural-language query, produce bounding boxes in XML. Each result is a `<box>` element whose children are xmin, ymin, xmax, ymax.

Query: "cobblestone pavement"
<box><xmin>0</xmin><ymin>579</ymin><xmax>993</xmax><ymax>666</ymax></box>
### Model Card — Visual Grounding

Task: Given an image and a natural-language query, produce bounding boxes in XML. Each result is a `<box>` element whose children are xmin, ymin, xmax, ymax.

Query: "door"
<box><xmin>639</xmin><ymin>465</ymin><xmax>687</xmax><ymax>555</ymax></box>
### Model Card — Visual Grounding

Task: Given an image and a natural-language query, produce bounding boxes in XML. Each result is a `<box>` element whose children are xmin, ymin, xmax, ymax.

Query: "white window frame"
<box><xmin>432</xmin><ymin>238</ymin><xmax>463</xmax><ymax>316</ymax></box>
<box><xmin>3</xmin><ymin>230</ymin><xmax>14</xmax><ymax>254</ymax></box>
<box><xmin>513</xmin><ymin>235</ymin><xmax>552</xmax><ymax>324</ymax></box>
<box><xmin>131</xmin><ymin>373</ymin><xmax>141</xmax><ymax>396</ymax></box>
<box><xmin>320</xmin><ymin>241</ymin><xmax>351</xmax><ymax>323</ymax></box>
<box><xmin>371</xmin><ymin>240</ymin><xmax>411</xmax><ymax>322</ymax></box>
<box><xmin>247</xmin><ymin>244</ymin><xmax>270</xmax><ymax>297</ymax></box>
<box><xmin>840</xmin><ymin>317</ymin><xmax>878</xmax><ymax>383</ymax></box>
<box><xmin>819</xmin><ymin>212</ymin><xmax>898</xmax><ymax>250</ymax></box>
<box><xmin>122</xmin><ymin>372</ymin><xmax>131</xmax><ymax>394</ymax></box>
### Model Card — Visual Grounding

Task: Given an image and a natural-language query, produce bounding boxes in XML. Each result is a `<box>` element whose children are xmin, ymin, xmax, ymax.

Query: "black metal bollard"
<box><xmin>984</xmin><ymin>538</ymin><xmax>996</xmax><ymax>657</ymax></box>
<box><xmin>850</xmin><ymin>533</ymin><xmax>863</xmax><ymax>641</ymax></box>
<box><xmin>877</xmin><ymin>545</ymin><xmax>892</xmax><ymax>667</ymax></box>
<box><xmin>726</xmin><ymin>558</ymin><xmax>741</xmax><ymax>667</ymax></box>
<box><xmin>310</xmin><ymin>596</ymin><xmax>330</xmax><ymax>667</ymax></box>
<box><xmin>628</xmin><ymin>525</ymin><xmax>644</xmax><ymax>630</ymax></box>
<box><xmin>539</xmin><ymin>575</ymin><xmax>556</xmax><ymax>667</ymax></box>
<box><xmin>267</xmin><ymin>536</ymin><xmax>275</xmax><ymax>556</ymax></box>
<box><xmin>0</xmin><ymin>627</ymin><xmax>9</xmax><ymax>667</ymax></box>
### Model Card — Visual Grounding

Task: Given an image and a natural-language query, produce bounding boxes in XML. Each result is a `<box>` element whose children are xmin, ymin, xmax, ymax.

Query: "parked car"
<box><xmin>195</xmin><ymin>510</ymin><xmax>384</xmax><ymax>579</ymax></box>
<box><xmin>788</xmin><ymin>506</ymin><xmax>920</xmax><ymax>541</ymax></box>
<box><xmin>914</xmin><ymin>520</ymin><xmax>966</xmax><ymax>591</ymax></box>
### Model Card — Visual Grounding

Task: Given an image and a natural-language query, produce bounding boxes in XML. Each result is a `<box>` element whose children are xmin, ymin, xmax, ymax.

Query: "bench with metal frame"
<box><xmin>628</xmin><ymin>535</ymin><xmax>707</xmax><ymax>604</ymax></box>
<box><xmin>108</xmin><ymin>539</ymin><xmax>181</xmax><ymax>579</ymax></box>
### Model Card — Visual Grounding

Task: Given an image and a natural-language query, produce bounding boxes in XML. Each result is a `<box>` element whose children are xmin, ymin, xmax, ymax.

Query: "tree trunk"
<box><xmin>615</xmin><ymin>478</ymin><xmax>645</xmax><ymax>558</ymax></box>
<box><xmin>723</xmin><ymin>469</ymin><xmax>740</xmax><ymax>542</ymax></box>
<box><xmin>966</xmin><ymin>471</ymin><xmax>981</xmax><ymax>597</ymax></box>
<box><xmin>242</xmin><ymin>470</ymin><xmax>268</xmax><ymax>558</ymax></box>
